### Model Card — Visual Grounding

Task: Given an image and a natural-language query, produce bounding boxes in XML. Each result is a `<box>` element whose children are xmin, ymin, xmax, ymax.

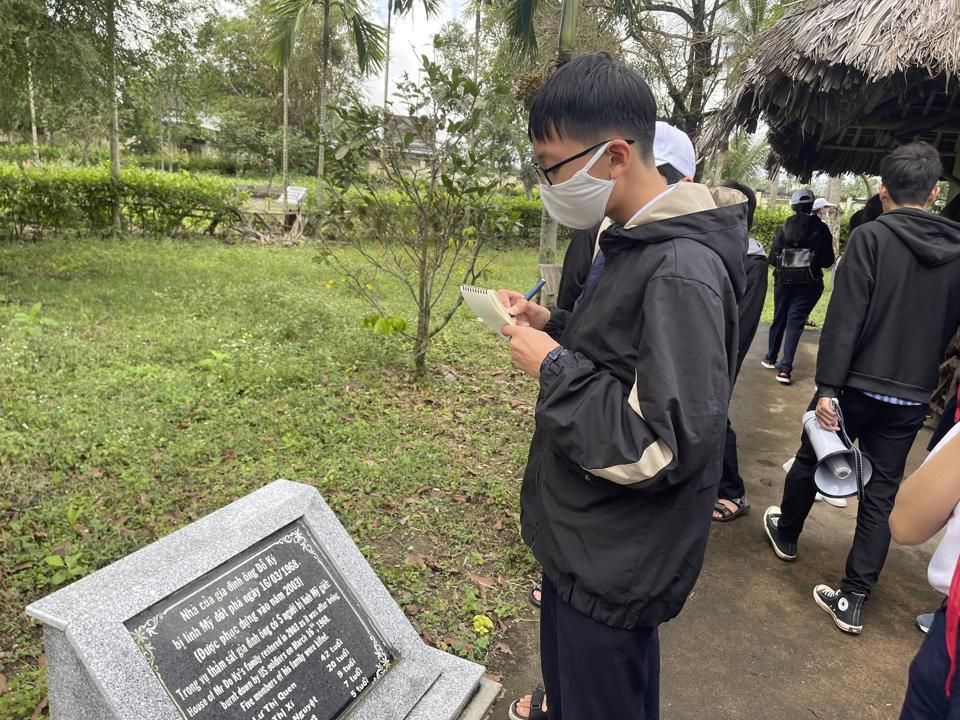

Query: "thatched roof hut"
<box><xmin>701</xmin><ymin>0</ymin><xmax>960</xmax><ymax>182</ymax></box>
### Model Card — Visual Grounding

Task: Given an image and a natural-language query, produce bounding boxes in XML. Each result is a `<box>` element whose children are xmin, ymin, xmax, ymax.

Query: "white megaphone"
<box><xmin>802</xmin><ymin>410</ymin><xmax>872</xmax><ymax>498</ymax></box>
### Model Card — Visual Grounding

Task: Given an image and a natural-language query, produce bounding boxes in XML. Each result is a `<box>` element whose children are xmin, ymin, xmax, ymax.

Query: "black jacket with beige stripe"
<box><xmin>522</xmin><ymin>183</ymin><xmax>748</xmax><ymax>629</ymax></box>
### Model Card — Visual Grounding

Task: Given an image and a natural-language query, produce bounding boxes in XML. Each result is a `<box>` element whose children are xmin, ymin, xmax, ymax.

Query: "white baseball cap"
<box><xmin>653</xmin><ymin>121</ymin><xmax>697</xmax><ymax>180</ymax></box>
<box><xmin>812</xmin><ymin>198</ymin><xmax>836</xmax><ymax>211</ymax></box>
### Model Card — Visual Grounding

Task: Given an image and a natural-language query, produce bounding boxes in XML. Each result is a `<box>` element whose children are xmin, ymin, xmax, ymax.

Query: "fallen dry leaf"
<box><xmin>31</xmin><ymin>697</ymin><xmax>47</xmax><ymax>719</ymax></box>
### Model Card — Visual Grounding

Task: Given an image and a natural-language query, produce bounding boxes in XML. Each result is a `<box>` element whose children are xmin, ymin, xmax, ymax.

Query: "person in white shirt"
<box><xmin>890</xmin><ymin>423</ymin><xmax>960</xmax><ymax>717</ymax></box>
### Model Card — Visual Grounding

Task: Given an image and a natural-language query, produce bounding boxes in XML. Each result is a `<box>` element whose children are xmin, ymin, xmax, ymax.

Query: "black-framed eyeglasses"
<box><xmin>532</xmin><ymin>138</ymin><xmax>635</xmax><ymax>186</ymax></box>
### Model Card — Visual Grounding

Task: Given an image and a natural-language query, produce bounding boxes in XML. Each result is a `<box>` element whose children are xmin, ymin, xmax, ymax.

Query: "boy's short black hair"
<box><xmin>528</xmin><ymin>53</ymin><xmax>656</xmax><ymax>164</ymax></box>
<box><xmin>880</xmin><ymin>142</ymin><xmax>943</xmax><ymax>206</ymax></box>
<box><xmin>722</xmin><ymin>180</ymin><xmax>757</xmax><ymax>230</ymax></box>
<box><xmin>657</xmin><ymin>163</ymin><xmax>687</xmax><ymax>184</ymax></box>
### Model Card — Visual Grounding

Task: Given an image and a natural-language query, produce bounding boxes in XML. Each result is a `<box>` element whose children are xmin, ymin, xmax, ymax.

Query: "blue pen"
<box><xmin>524</xmin><ymin>278</ymin><xmax>546</xmax><ymax>301</ymax></box>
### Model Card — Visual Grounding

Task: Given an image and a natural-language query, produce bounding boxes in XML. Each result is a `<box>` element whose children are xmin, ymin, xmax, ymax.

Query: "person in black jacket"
<box><xmin>762</xmin><ymin>188</ymin><xmax>835</xmax><ymax>384</ymax></box>
<box><xmin>764</xmin><ymin>141</ymin><xmax>960</xmax><ymax>635</ymax></box>
<box><xmin>714</xmin><ymin>181</ymin><xmax>767</xmax><ymax>521</ymax></box>
<box><xmin>497</xmin><ymin>53</ymin><xmax>746</xmax><ymax>720</ymax></box>
<box><xmin>554</xmin><ymin>121</ymin><xmax>697</xmax><ymax>314</ymax></box>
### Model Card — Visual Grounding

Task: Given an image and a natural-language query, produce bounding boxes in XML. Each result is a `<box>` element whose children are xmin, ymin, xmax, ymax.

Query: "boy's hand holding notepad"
<box><xmin>460</xmin><ymin>285</ymin><xmax>515</xmax><ymax>336</ymax></box>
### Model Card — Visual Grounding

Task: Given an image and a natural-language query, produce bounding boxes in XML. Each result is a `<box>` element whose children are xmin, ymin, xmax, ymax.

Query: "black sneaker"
<box><xmin>814</xmin><ymin>585</ymin><xmax>864</xmax><ymax>634</ymax></box>
<box><xmin>761</xmin><ymin>359</ymin><xmax>777</xmax><ymax>369</ymax></box>
<box><xmin>763</xmin><ymin>506</ymin><xmax>797</xmax><ymax>561</ymax></box>
<box><xmin>776</xmin><ymin>371</ymin><xmax>792</xmax><ymax>385</ymax></box>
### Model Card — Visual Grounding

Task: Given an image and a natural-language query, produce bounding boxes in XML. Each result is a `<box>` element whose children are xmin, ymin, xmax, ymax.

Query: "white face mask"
<box><xmin>539</xmin><ymin>143</ymin><xmax>616</xmax><ymax>230</ymax></box>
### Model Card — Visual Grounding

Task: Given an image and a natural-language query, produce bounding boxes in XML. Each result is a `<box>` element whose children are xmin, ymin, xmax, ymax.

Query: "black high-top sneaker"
<box><xmin>814</xmin><ymin>585</ymin><xmax>865</xmax><ymax>634</ymax></box>
<box><xmin>763</xmin><ymin>506</ymin><xmax>798</xmax><ymax>561</ymax></box>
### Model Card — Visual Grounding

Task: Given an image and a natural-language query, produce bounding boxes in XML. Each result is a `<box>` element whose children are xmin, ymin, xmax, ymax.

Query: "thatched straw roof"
<box><xmin>701</xmin><ymin>0</ymin><xmax>960</xmax><ymax>181</ymax></box>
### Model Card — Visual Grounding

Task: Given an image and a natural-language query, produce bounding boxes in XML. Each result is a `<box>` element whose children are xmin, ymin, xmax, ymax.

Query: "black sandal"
<box><xmin>712</xmin><ymin>496</ymin><xmax>750</xmax><ymax>523</ymax></box>
<box><xmin>508</xmin><ymin>682</ymin><xmax>548</xmax><ymax>720</ymax></box>
<box><xmin>528</xmin><ymin>580</ymin><xmax>542</xmax><ymax>608</ymax></box>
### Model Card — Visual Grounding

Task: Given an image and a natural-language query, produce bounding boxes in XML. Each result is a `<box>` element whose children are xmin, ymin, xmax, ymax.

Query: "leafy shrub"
<box><xmin>751</xmin><ymin>206</ymin><xmax>792</xmax><ymax>252</ymax></box>
<box><xmin>0</xmin><ymin>143</ymin><xmax>111</xmax><ymax>165</ymax></box>
<box><xmin>0</xmin><ymin>163</ymin><xmax>246</xmax><ymax>238</ymax></box>
<box><xmin>752</xmin><ymin>206</ymin><xmax>850</xmax><ymax>255</ymax></box>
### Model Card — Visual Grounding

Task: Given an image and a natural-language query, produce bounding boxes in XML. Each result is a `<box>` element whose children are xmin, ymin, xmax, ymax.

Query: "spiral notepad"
<box><xmin>460</xmin><ymin>285</ymin><xmax>515</xmax><ymax>336</ymax></box>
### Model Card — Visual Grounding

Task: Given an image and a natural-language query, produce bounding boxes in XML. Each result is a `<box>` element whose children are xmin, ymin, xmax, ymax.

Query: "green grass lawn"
<box><xmin>0</xmin><ymin>236</ymin><xmax>821</xmax><ymax>717</ymax></box>
<box><xmin>0</xmin><ymin>235</ymin><xmax>545</xmax><ymax>717</ymax></box>
<box><xmin>758</xmin><ymin>266</ymin><xmax>833</xmax><ymax>327</ymax></box>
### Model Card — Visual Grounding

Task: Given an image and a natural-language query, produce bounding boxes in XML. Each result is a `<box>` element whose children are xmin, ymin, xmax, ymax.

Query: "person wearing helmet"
<box><xmin>762</xmin><ymin>188</ymin><xmax>835</xmax><ymax>384</ymax></box>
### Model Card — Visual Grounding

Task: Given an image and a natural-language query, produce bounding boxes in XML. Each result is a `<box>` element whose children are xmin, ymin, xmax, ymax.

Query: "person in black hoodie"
<box><xmin>764</xmin><ymin>141</ymin><xmax>960</xmax><ymax>635</ymax></box>
<box><xmin>762</xmin><ymin>188</ymin><xmax>835</xmax><ymax>384</ymax></box>
<box><xmin>715</xmin><ymin>181</ymin><xmax>767</xmax><ymax>522</ymax></box>
<box><xmin>496</xmin><ymin>53</ymin><xmax>746</xmax><ymax>720</ymax></box>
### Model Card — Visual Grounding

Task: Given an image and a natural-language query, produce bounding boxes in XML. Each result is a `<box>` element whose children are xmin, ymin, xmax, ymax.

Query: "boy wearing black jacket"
<box><xmin>764</xmin><ymin>142</ymin><xmax>960</xmax><ymax>635</ymax></box>
<box><xmin>497</xmin><ymin>54</ymin><xmax>746</xmax><ymax>720</ymax></box>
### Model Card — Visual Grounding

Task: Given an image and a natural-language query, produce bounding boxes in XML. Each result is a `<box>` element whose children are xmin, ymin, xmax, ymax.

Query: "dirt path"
<box><xmin>486</xmin><ymin>326</ymin><xmax>941</xmax><ymax>720</ymax></box>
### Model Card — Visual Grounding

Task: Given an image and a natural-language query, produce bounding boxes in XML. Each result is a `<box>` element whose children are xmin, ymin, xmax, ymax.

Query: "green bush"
<box><xmin>752</xmin><ymin>206</ymin><xmax>850</xmax><ymax>255</ymax></box>
<box><xmin>751</xmin><ymin>206</ymin><xmax>791</xmax><ymax>252</ymax></box>
<box><xmin>128</xmin><ymin>153</ymin><xmax>244</xmax><ymax>176</ymax></box>
<box><xmin>0</xmin><ymin>143</ymin><xmax>112</xmax><ymax>165</ymax></box>
<box><xmin>0</xmin><ymin>163</ymin><xmax>246</xmax><ymax>238</ymax></box>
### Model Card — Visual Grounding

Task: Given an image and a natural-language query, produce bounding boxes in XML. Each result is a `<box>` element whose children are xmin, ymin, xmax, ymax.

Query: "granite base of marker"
<box><xmin>28</xmin><ymin>479</ymin><xmax>499</xmax><ymax>720</ymax></box>
<box><xmin>457</xmin><ymin>677</ymin><xmax>502</xmax><ymax>720</ymax></box>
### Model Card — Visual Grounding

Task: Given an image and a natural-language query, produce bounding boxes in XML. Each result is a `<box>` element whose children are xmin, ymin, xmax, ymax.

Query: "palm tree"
<box><xmin>502</xmin><ymin>0</ymin><xmax>581</xmax><ymax>290</ymax></box>
<box><xmin>267</xmin><ymin>0</ymin><xmax>387</xmax><ymax>200</ymax></box>
<box><xmin>383</xmin><ymin>0</ymin><xmax>442</xmax><ymax>112</ymax></box>
<box><xmin>465</xmin><ymin>0</ymin><xmax>493</xmax><ymax>83</ymax></box>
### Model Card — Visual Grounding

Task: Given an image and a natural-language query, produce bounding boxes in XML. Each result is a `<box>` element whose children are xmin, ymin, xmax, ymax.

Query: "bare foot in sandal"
<box><xmin>712</xmin><ymin>496</ymin><xmax>750</xmax><ymax>522</ymax></box>
<box><xmin>509</xmin><ymin>683</ymin><xmax>548</xmax><ymax>720</ymax></box>
<box><xmin>529</xmin><ymin>580</ymin><xmax>542</xmax><ymax>608</ymax></box>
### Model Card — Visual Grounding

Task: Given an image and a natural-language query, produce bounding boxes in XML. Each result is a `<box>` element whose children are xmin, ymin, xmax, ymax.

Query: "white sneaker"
<box><xmin>815</xmin><ymin>492</ymin><xmax>848</xmax><ymax>508</ymax></box>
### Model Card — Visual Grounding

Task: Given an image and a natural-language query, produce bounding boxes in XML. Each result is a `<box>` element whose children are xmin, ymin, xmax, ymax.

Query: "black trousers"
<box><xmin>901</xmin><ymin>607</ymin><xmax>960</xmax><ymax>719</ymax></box>
<box><xmin>540</xmin><ymin>576</ymin><xmax>660</xmax><ymax>720</ymax></box>
<box><xmin>777</xmin><ymin>388</ymin><xmax>926</xmax><ymax>597</ymax></box>
<box><xmin>765</xmin><ymin>283</ymin><xmax>823</xmax><ymax>373</ymax></box>
<box><xmin>718</xmin><ymin>419</ymin><xmax>745</xmax><ymax>501</ymax></box>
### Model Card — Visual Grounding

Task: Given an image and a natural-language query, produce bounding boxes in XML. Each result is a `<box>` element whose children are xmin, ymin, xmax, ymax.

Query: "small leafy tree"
<box><xmin>320</xmin><ymin>57</ymin><xmax>519</xmax><ymax>379</ymax></box>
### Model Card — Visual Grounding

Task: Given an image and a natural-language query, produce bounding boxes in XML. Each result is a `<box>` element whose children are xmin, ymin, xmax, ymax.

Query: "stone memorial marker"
<box><xmin>27</xmin><ymin>480</ymin><xmax>500</xmax><ymax>720</ymax></box>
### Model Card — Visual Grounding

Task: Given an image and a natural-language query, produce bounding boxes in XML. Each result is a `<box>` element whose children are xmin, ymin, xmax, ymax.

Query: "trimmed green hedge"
<box><xmin>0</xmin><ymin>163</ymin><xmax>247</xmax><ymax>239</ymax></box>
<box><xmin>0</xmin><ymin>143</ymin><xmax>110</xmax><ymax>165</ymax></box>
<box><xmin>491</xmin><ymin>198</ymin><xmax>819</xmax><ymax>253</ymax></box>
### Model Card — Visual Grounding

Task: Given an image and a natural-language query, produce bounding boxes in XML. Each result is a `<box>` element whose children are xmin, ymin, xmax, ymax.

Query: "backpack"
<box><xmin>777</xmin><ymin>217</ymin><xmax>817</xmax><ymax>285</ymax></box>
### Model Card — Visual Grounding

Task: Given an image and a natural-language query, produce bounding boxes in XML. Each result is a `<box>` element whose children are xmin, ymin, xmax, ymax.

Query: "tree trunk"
<box><xmin>383</xmin><ymin>7</ymin><xmax>392</xmax><ymax>110</ymax></box>
<box><xmin>767</xmin><ymin>173</ymin><xmax>778</xmax><ymax>209</ymax></box>
<box><xmin>860</xmin><ymin>174</ymin><xmax>874</xmax><ymax>198</ymax></box>
<box><xmin>826</xmin><ymin>174</ymin><xmax>842</xmax><ymax>255</ymax></box>
<box><xmin>414</xmin><ymin>243</ymin><xmax>432</xmax><ymax>379</ymax></box>
<box><xmin>282</xmin><ymin>66</ymin><xmax>289</xmax><ymax>203</ymax></box>
<box><xmin>316</xmin><ymin>0</ymin><xmax>331</xmax><ymax>202</ymax></box>
<box><xmin>26</xmin><ymin>39</ymin><xmax>40</xmax><ymax>164</ymax></box>
<box><xmin>106</xmin><ymin>0</ymin><xmax>122</xmax><ymax>233</ymax></box>
<box><xmin>473</xmin><ymin>5</ymin><xmax>481</xmax><ymax>83</ymax></box>
<box><xmin>556</xmin><ymin>0</ymin><xmax>579</xmax><ymax>64</ymax></box>
<box><xmin>536</xmin><ymin>0</ymin><xmax>577</xmax><ymax>291</ymax></box>
<box><xmin>684</xmin><ymin>0</ymin><xmax>710</xmax><ymax>147</ymax></box>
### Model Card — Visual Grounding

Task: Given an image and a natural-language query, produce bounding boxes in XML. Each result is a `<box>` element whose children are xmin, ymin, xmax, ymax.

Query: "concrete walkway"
<box><xmin>488</xmin><ymin>327</ymin><xmax>941</xmax><ymax>720</ymax></box>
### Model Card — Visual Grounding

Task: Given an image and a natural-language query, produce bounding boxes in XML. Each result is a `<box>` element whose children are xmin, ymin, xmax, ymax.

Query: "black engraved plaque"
<box><xmin>125</xmin><ymin>518</ymin><xmax>393</xmax><ymax>720</ymax></box>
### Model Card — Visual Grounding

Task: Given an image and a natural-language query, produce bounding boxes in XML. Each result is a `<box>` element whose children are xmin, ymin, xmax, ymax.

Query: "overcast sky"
<box><xmin>362</xmin><ymin>0</ymin><xmax>462</xmax><ymax>105</ymax></box>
